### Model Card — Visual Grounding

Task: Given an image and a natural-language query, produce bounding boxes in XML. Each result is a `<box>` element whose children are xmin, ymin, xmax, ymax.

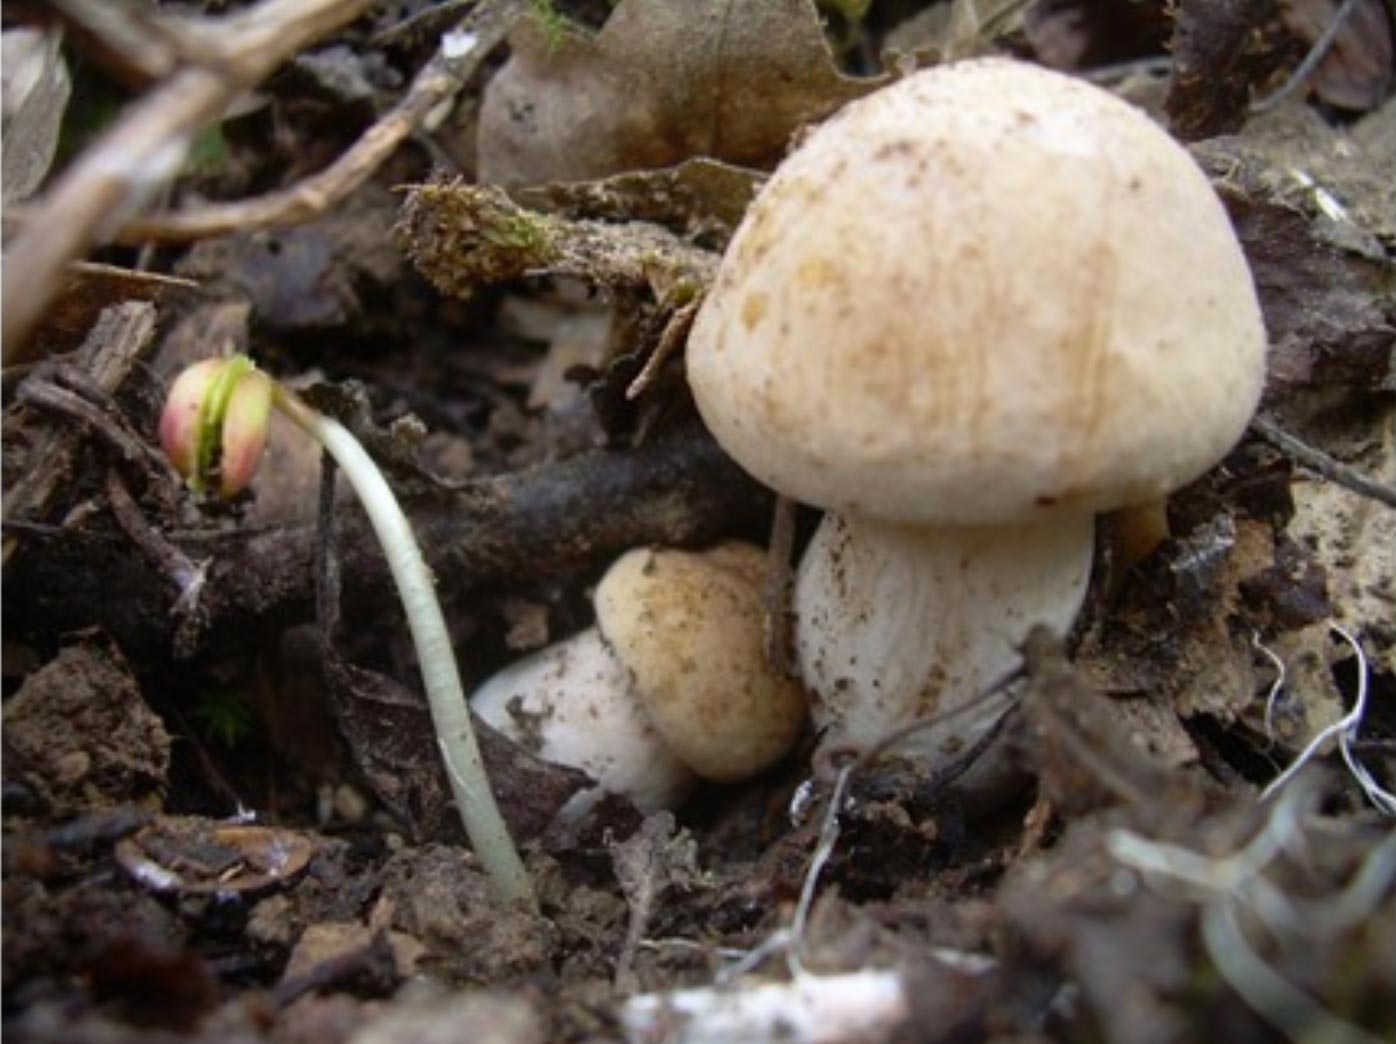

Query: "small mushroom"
<box><xmin>686</xmin><ymin>59</ymin><xmax>1267</xmax><ymax>773</ymax></box>
<box><xmin>472</xmin><ymin>543</ymin><xmax>806</xmax><ymax>814</ymax></box>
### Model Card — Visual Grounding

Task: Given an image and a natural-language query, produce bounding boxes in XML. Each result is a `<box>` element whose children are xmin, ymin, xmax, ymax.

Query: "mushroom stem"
<box><xmin>471</xmin><ymin>627</ymin><xmax>697</xmax><ymax>816</ymax></box>
<box><xmin>795</xmin><ymin>512</ymin><xmax>1094</xmax><ymax>768</ymax></box>
<box><xmin>1106</xmin><ymin>497</ymin><xmax>1171</xmax><ymax>576</ymax></box>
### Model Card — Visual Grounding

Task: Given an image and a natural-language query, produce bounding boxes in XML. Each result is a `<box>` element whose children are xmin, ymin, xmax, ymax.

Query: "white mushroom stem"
<box><xmin>471</xmin><ymin>543</ymin><xmax>807</xmax><ymax>817</ymax></box>
<box><xmin>795</xmin><ymin>512</ymin><xmax>1094</xmax><ymax>765</ymax></box>
<box><xmin>471</xmin><ymin>628</ymin><xmax>696</xmax><ymax>815</ymax></box>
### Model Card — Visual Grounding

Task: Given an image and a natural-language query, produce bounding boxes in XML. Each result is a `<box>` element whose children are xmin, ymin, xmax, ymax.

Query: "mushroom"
<box><xmin>686</xmin><ymin>59</ymin><xmax>1266</xmax><ymax>773</ymax></box>
<box><xmin>472</xmin><ymin>543</ymin><xmax>807</xmax><ymax>815</ymax></box>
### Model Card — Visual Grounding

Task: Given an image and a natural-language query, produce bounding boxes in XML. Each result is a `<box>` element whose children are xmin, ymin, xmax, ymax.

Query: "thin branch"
<box><xmin>399</xmin><ymin>181</ymin><xmax>718</xmax><ymax>301</ymax></box>
<box><xmin>115</xmin><ymin>0</ymin><xmax>524</xmax><ymax>244</ymax></box>
<box><xmin>104</xmin><ymin>470</ymin><xmax>209</xmax><ymax>655</ymax></box>
<box><xmin>626</xmin><ymin>297</ymin><xmax>700</xmax><ymax>400</ymax></box>
<box><xmin>1250</xmin><ymin>415</ymin><xmax>1396</xmax><ymax>510</ymax></box>
<box><xmin>15</xmin><ymin>377</ymin><xmax>171</xmax><ymax>483</ymax></box>
<box><xmin>1250</xmin><ymin>0</ymin><xmax>1364</xmax><ymax>114</ymax></box>
<box><xmin>3</xmin><ymin>302</ymin><xmax>159</xmax><ymax>565</ymax></box>
<box><xmin>2</xmin><ymin>0</ymin><xmax>373</xmax><ymax>361</ymax></box>
<box><xmin>50</xmin><ymin>0</ymin><xmax>193</xmax><ymax>82</ymax></box>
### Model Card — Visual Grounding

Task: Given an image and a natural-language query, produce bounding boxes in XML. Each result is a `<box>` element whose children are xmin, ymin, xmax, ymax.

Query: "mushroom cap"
<box><xmin>594</xmin><ymin>543</ymin><xmax>806</xmax><ymax>783</ymax></box>
<box><xmin>687</xmin><ymin>58</ymin><xmax>1267</xmax><ymax>526</ymax></box>
<box><xmin>471</xmin><ymin>628</ymin><xmax>695</xmax><ymax>813</ymax></box>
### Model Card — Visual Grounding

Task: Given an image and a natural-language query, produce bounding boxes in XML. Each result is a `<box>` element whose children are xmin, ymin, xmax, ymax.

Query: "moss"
<box><xmin>397</xmin><ymin>183</ymin><xmax>559</xmax><ymax>297</ymax></box>
<box><xmin>525</xmin><ymin>0</ymin><xmax>573</xmax><ymax>52</ymax></box>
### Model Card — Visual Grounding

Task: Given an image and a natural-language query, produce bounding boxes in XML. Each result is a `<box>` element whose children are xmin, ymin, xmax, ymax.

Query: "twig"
<box><xmin>114</xmin><ymin>0</ymin><xmax>524</xmax><ymax>244</ymax></box>
<box><xmin>626</xmin><ymin>297</ymin><xmax>700</xmax><ymax>400</ymax></box>
<box><xmin>1250</xmin><ymin>0</ymin><xmax>1364</xmax><ymax>114</ymax></box>
<box><xmin>104</xmin><ymin>470</ymin><xmax>209</xmax><ymax>656</ymax></box>
<box><xmin>1250</xmin><ymin>415</ymin><xmax>1396</xmax><ymax>510</ymax></box>
<box><xmin>9</xmin><ymin>421</ymin><xmax>774</xmax><ymax>660</ymax></box>
<box><xmin>15</xmin><ymin>377</ymin><xmax>170</xmax><ymax>483</ymax></box>
<box><xmin>3</xmin><ymin>301</ymin><xmax>159</xmax><ymax>566</ymax></box>
<box><xmin>50</xmin><ymin>0</ymin><xmax>190</xmax><ymax>82</ymax></box>
<box><xmin>2</xmin><ymin>0</ymin><xmax>373</xmax><ymax>361</ymax></box>
<box><xmin>398</xmin><ymin>181</ymin><xmax>718</xmax><ymax>300</ymax></box>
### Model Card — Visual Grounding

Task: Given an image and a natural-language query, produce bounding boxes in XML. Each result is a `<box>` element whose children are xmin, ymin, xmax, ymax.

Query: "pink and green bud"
<box><xmin>159</xmin><ymin>356</ymin><xmax>274</xmax><ymax>497</ymax></box>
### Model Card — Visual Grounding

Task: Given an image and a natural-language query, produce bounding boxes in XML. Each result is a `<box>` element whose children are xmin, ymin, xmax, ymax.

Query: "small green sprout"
<box><xmin>159</xmin><ymin>356</ymin><xmax>534</xmax><ymax>908</ymax></box>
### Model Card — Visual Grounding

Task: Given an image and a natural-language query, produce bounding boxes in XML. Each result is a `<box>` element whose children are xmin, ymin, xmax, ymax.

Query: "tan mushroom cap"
<box><xmin>595</xmin><ymin>543</ymin><xmax>806</xmax><ymax>782</ymax></box>
<box><xmin>687</xmin><ymin>58</ymin><xmax>1267</xmax><ymax>526</ymax></box>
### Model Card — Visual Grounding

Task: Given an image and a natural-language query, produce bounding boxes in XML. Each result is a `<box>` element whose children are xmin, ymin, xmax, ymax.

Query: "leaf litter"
<box><xmin>2</xmin><ymin>1</ymin><xmax>1394</xmax><ymax>1042</ymax></box>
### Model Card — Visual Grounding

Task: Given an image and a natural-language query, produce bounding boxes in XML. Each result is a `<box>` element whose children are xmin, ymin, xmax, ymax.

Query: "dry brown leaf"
<box><xmin>1285</xmin><ymin>405</ymin><xmax>1396</xmax><ymax>662</ymax></box>
<box><xmin>1</xmin><ymin>28</ymin><xmax>71</xmax><ymax>204</ymax></box>
<box><xmin>888</xmin><ymin>0</ymin><xmax>1037</xmax><ymax>65</ymax></box>
<box><xmin>1192</xmin><ymin>110</ymin><xmax>1396</xmax><ymax>392</ymax></box>
<box><xmin>477</xmin><ymin>0</ymin><xmax>880</xmax><ymax>187</ymax></box>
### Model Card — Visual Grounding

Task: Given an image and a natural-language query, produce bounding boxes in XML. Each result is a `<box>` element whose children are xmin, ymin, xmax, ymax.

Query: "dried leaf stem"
<box><xmin>1250</xmin><ymin>415</ymin><xmax>1396</xmax><ymax>510</ymax></box>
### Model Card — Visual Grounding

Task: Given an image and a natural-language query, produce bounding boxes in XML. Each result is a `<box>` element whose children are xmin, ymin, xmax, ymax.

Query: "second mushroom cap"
<box><xmin>596</xmin><ymin>544</ymin><xmax>806</xmax><ymax>783</ymax></box>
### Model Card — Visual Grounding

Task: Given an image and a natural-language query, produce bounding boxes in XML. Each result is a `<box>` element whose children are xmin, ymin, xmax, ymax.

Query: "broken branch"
<box><xmin>2</xmin><ymin>0</ymin><xmax>373</xmax><ymax>361</ymax></box>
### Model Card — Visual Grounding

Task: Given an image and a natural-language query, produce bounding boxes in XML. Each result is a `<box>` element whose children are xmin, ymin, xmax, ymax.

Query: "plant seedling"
<box><xmin>160</xmin><ymin>355</ymin><xmax>534</xmax><ymax>908</ymax></box>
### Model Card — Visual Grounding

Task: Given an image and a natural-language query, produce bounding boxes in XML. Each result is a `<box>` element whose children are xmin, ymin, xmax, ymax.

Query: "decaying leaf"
<box><xmin>1021</xmin><ymin>0</ymin><xmax>1172</xmax><ymax>72</ymax></box>
<box><xmin>321</xmin><ymin>650</ymin><xmax>590</xmax><ymax>844</ymax></box>
<box><xmin>1</xmin><ymin>27</ymin><xmax>71</xmax><ymax>204</ymax></box>
<box><xmin>610</xmin><ymin>811</ymin><xmax>706</xmax><ymax>990</ymax></box>
<box><xmin>175</xmin><ymin>186</ymin><xmax>403</xmax><ymax>331</ymax></box>
<box><xmin>887</xmin><ymin>0</ymin><xmax>1038</xmax><ymax>66</ymax></box>
<box><xmin>1285</xmin><ymin>406</ymin><xmax>1396</xmax><ymax>658</ymax></box>
<box><xmin>1076</xmin><ymin>514</ymin><xmax>1273</xmax><ymax>726</ymax></box>
<box><xmin>1193</xmin><ymin>107</ymin><xmax>1396</xmax><ymax>391</ymax></box>
<box><xmin>476</xmin><ymin>0</ymin><xmax>880</xmax><ymax>187</ymax></box>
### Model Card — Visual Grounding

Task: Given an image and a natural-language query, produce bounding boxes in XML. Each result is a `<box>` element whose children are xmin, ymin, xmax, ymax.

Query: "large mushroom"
<box><xmin>686</xmin><ymin>59</ymin><xmax>1267</xmax><ymax>772</ymax></box>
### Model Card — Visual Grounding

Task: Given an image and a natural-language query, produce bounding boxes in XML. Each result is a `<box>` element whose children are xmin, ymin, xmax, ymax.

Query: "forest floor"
<box><xmin>3</xmin><ymin>2</ymin><xmax>1394</xmax><ymax>1042</ymax></box>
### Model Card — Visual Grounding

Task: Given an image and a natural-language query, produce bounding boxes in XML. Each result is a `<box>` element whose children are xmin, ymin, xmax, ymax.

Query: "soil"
<box><xmin>3</xmin><ymin>2</ymin><xmax>1394</xmax><ymax>1043</ymax></box>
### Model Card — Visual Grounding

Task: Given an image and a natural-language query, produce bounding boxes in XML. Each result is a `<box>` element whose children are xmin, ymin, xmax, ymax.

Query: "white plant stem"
<box><xmin>274</xmin><ymin>387</ymin><xmax>534</xmax><ymax>907</ymax></box>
